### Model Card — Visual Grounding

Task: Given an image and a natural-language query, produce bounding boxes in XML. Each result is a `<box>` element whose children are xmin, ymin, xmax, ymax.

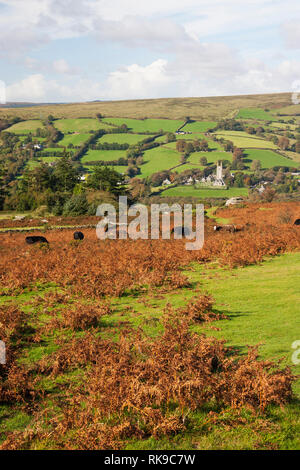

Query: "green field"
<box><xmin>139</xmin><ymin>147</ymin><xmax>181</xmax><ymax>178</ymax></box>
<box><xmin>102</xmin><ymin>118</ymin><xmax>184</xmax><ymax>133</ymax></box>
<box><xmin>237</xmin><ymin>108</ymin><xmax>278</xmax><ymax>121</ymax></box>
<box><xmin>58</xmin><ymin>133</ymin><xmax>91</xmax><ymax>147</ymax></box>
<box><xmin>54</xmin><ymin>118</ymin><xmax>111</xmax><ymax>133</ymax></box>
<box><xmin>97</xmin><ymin>133</ymin><xmax>150</xmax><ymax>145</ymax></box>
<box><xmin>187</xmin><ymin>150</ymin><xmax>233</xmax><ymax>165</ymax></box>
<box><xmin>243</xmin><ymin>149</ymin><xmax>297</xmax><ymax>169</ymax></box>
<box><xmin>161</xmin><ymin>185</ymin><xmax>248</xmax><ymax>198</ymax></box>
<box><xmin>215</xmin><ymin>131</ymin><xmax>278</xmax><ymax>149</ymax></box>
<box><xmin>181</xmin><ymin>121</ymin><xmax>217</xmax><ymax>132</ymax></box>
<box><xmin>81</xmin><ymin>149</ymin><xmax>127</xmax><ymax>163</ymax></box>
<box><xmin>6</xmin><ymin>120</ymin><xmax>45</xmax><ymax>134</ymax></box>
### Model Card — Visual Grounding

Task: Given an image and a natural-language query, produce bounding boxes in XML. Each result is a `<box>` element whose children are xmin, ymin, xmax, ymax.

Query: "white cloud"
<box><xmin>105</xmin><ymin>59</ymin><xmax>171</xmax><ymax>99</ymax></box>
<box><xmin>281</xmin><ymin>20</ymin><xmax>300</xmax><ymax>49</ymax></box>
<box><xmin>1</xmin><ymin>0</ymin><xmax>300</xmax><ymax>101</ymax></box>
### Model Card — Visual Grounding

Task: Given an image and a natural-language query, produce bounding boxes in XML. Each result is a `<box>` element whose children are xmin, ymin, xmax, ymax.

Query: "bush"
<box><xmin>62</xmin><ymin>194</ymin><xmax>89</xmax><ymax>216</ymax></box>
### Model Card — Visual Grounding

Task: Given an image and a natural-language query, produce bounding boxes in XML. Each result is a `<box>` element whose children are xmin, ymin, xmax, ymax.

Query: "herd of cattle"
<box><xmin>24</xmin><ymin>219</ymin><xmax>300</xmax><ymax>245</ymax></box>
<box><xmin>25</xmin><ymin>231</ymin><xmax>84</xmax><ymax>245</ymax></box>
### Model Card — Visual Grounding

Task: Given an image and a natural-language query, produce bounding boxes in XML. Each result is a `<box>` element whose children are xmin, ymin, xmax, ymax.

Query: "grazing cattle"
<box><xmin>25</xmin><ymin>236</ymin><xmax>48</xmax><ymax>245</ymax></box>
<box><xmin>213</xmin><ymin>224</ymin><xmax>240</xmax><ymax>233</ymax></box>
<box><xmin>73</xmin><ymin>231</ymin><xmax>84</xmax><ymax>240</ymax></box>
<box><xmin>171</xmin><ymin>226</ymin><xmax>191</xmax><ymax>237</ymax></box>
<box><xmin>294</xmin><ymin>219</ymin><xmax>300</xmax><ymax>226</ymax></box>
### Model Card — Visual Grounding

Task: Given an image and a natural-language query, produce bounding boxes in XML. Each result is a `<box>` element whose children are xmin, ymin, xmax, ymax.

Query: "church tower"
<box><xmin>216</xmin><ymin>161</ymin><xmax>223</xmax><ymax>180</ymax></box>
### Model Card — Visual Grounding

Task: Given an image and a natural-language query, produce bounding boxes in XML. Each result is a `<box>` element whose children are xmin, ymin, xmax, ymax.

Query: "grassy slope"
<box><xmin>243</xmin><ymin>149</ymin><xmax>297</xmax><ymax>169</ymax></box>
<box><xmin>97</xmin><ymin>133</ymin><xmax>150</xmax><ymax>145</ymax></box>
<box><xmin>181</xmin><ymin>121</ymin><xmax>217</xmax><ymax>132</ymax></box>
<box><xmin>0</xmin><ymin>93</ymin><xmax>292</xmax><ymax>120</ymax></box>
<box><xmin>140</xmin><ymin>147</ymin><xmax>181</xmax><ymax>178</ymax></box>
<box><xmin>82</xmin><ymin>149</ymin><xmax>127</xmax><ymax>162</ymax></box>
<box><xmin>102</xmin><ymin>118</ymin><xmax>184</xmax><ymax>133</ymax></box>
<box><xmin>214</xmin><ymin>131</ymin><xmax>278</xmax><ymax>149</ymax></box>
<box><xmin>54</xmin><ymin>118</ymin><xmax>107</xmax><ymax>133</ymax></box>
<box><xmin>6</xmin><ymin>120</ymin><xmax>45</xmax><ymax>134</ymax></box>
<box><xmin>58</xmin><ymin>133</ymin><xmax>91</xmax><ymax>146</ymax></box>
<box><xmin>237</xmin><ymin>108</ymin><xmax>278</xmax><ymax>121</ymax></box>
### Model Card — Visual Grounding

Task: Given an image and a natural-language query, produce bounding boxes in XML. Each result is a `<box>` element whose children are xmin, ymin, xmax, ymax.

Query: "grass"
<box><xmin>0</xmin><ymin>93</ymin><xmax>292</xmax><ymax>121</ymax></box>
<box><xmin>189</xmin><ymin>253</ymin><xmax>300</xmax><ymax>393</ymax></box>
<box><xmin>6</xmin><ymin>120</ymin><xmax>45</xmax><ymax>134</ymax></box>
<box><xmin>102</xmin><ymin>118</ymin><xmax>184</xmax><ymax>133</ymax></box>
<box><xmin>139</xmin><ymin>147</ymin><xmax>181</xmax><ymax>178</ymax></box>
<box><xmin>58</xmin><ymin>133</ymin><xmax>91</xmax><ymax>147</ymax></box>
<box><xmin>215</xmin><ymin>131</ymin><xmax>278</xmax><ymax>149</ymax></box>
<box><xmin>188</xmin><ymin>150</ymin><xmax>233</xmax><ymax>165</ymax></box>
<box><xmin>97</xmin><ymin>133</ymin><xmax>150</xmax><ymax>145</ymax></box>
<box><xmin>243</xmin><ymin>149</ymin><xmax>297</xmax><ymax>169</ymax></box>
<box><xmin>237</xmin><ymin>108</ymin><xmax>278</xmax><ymax>121</ymax></box>
<box><xmin>181</xmin><ymin>121</ymin><xmax>217</xmax><ymax>132</ymax></box>
<box><xmin>161</xmin><ymin>186</ymin><xmax>249</xmax><ymax>198</ymax></box>
<box><xmin>53</xmin><ymin>118</ymin><xmax>109</xmax><ymax>133</ymax></box>
<box><xmin>81</xmin><ymin>149</ymin><xmax>127</xmax><ymax>163</ymax></box>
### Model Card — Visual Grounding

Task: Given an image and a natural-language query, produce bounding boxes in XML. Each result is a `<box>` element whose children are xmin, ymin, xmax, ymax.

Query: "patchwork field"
<box><xmin>6</xmin><ymin>120</ymin><xmax>45</xmax><ymax>134</ymax></box>
<box><xmin>187</xmin><ymin>150</ymin><xmax>233</xmax><ymax>166</ymax></box>
<box><xmin>102</xmin><ymin>118</ymin><xmax>184</xmax><ymax>133</ymax></box>
<box><xmin>215</xmin><ymin>131</ymin><xmax>278</xmax><ymax>149</ymax></box>
<box><xmin>58</xmin><ymin>133</ymin><xmax>91</xmax><ymax>147</ymax></box>
<box><xmin>139</xmin><ymin>147</ymin><xmax>181</xmax><ymax>178</ymax></box>
<box><xmin>81</xmin><ymin>149</ymin><xmax>127</xmax><ymax>163</ymax></box>
<box><xmin>243</xmin><ymin>149</ymin><xmax>296</xmax><ymax>169</ymax></box>
<box><xmin>54</xmin><ymin>118</ymin><xmax>110</xmax><ymax>133</ymax></box>
<box><xmin>237</xmin><ymin>108</ymin><xmax>278</xmax><ymax>121</ymax></box>
<box><xmin>97</xmin><ymin>133</ymin><xmax>150</xmax><ymax>145</ymax></box>
<box><xmin>181</xmin><ymin>121</ymin><xmax>217</xmax><ymax>132</ymax></box>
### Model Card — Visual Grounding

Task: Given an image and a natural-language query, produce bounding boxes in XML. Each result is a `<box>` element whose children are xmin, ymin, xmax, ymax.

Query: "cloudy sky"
<box><xmin>1</xmin><ymin>0</ymin><xmax>300</xmax><ymax>102</ymax></box>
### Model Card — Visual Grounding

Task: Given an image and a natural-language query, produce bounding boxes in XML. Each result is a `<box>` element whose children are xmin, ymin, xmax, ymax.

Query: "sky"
<box><xmin>0</xmin><ymin>0</ymin><xmax>300</xmax><ymax>102</ymax></box>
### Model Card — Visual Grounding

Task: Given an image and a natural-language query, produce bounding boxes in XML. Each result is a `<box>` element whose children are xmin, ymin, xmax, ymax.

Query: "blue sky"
<box><xmin>0</xmin><ymin>0</ymin><xmax>300</xmax><ymax>102</ymax></box>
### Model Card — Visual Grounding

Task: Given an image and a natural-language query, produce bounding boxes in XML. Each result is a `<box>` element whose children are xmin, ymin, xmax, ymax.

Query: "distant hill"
<box><xmin>0</xmin><ymin>92</ymin><xmax>295</xmax><ymax>121</ymax></box>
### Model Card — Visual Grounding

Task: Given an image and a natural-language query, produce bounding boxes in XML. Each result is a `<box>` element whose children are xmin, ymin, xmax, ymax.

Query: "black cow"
<box><xmin>73</xmin><ymin>231</ymin><xmax>84</xmax><ymax>240</ymax></box>
<box><xmin>25</xmin><ymin>236</ymin><xmax>48</xmax><ymax>245</ymax></box>
<box><xmin>171</xmin><ymin>226</ymin><xmax>191</xmax><ymax>237</ymax></box>
<box><xmin>294</xmin><ymin>219</ymin><xmax>300</xmax><ymax>226</ymax></box>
